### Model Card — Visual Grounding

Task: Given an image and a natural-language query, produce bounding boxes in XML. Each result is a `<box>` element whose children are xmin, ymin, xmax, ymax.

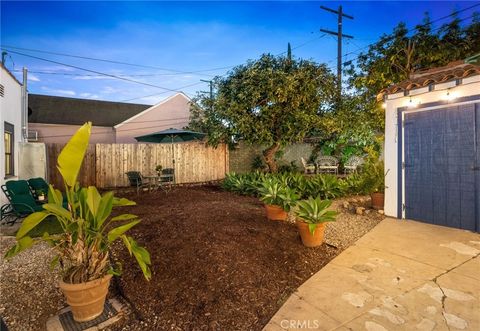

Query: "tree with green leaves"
<box><xmin>346</xmin><ymin>12</ymin><xmax>480</xmax><ymax>105</ymax></box>
<box><xmin>189</xmin><ymin>53</ymin><xmax>336</xmax><ymax>172</ymax></box>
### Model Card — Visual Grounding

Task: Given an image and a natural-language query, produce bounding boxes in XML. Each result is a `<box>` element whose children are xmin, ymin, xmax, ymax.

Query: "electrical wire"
<box><xmin>35</xmin><ymin>119</ymin><xmax>191</xmax><ymax>139</ymax></box>
<box><xmin>0</xmin><ymin>45</ymin><xmax>228</xmax><ymax>77</ymax></box>
<box><xmin>13</xmin><ymin>69</ymin><xmax>210</xmax><ymax>78</ymax></box>
<box><xmin>2</xmin><ymin>48</ymin><xmax>195</xmax><ymax>93</ymax></box>
<box><xmin>340</xmin><ymin>4</ymin><xmax>480</xmax><ymax>65</ymax></box>
<box><xmin>120</xmin><ymin>82</ymin><xmax>203</xmax><ymax>102</ymax></box>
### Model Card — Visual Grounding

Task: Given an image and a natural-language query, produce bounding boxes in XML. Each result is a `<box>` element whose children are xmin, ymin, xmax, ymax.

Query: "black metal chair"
<box><xmin>158</xmin><ymin>168</ymin><xmax>175</xmax><ymax>192</ymax></box>
<box><xmin>125</xmin><ymin>171</ymin><xmax>151</xmax><ymax>194</ymax></box>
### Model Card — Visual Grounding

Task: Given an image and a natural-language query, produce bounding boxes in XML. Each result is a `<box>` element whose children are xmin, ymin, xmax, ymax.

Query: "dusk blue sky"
<box><xmin>1</xmin><ymin>1</ymin><xmax>477</xmax><ymax>105</ymax></box>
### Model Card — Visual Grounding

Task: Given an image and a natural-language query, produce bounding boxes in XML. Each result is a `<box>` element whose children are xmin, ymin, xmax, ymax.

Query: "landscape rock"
<box><xmin>356</xmin><ymin>207</ymin><xmax>366</xmax><ymax>215</ymax></box>
<box><xmin>378</xmin><ymin>210</ymin><xmax>385</xmax><ymax>215</ymax></box>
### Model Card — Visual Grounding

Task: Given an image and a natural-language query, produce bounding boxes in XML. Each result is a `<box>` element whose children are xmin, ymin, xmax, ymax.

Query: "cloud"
<box><xmin>136</xmin><ymin>95</ymin><xmax>168</xmax><ymax>105</ymax></box>
<box><xmin>28</xmin><ymin>74</ymin><xmax>40</xmax><ymax>82</ymax></box>
<box><xmin>79</xmin><ymin>92</ymin><xmax>100</xmax><ymax>99</ymax></box>
<box><xmin>41</xmin><ymin>86</ymin><xmax>76</xmax><ymax>96</ymax></box>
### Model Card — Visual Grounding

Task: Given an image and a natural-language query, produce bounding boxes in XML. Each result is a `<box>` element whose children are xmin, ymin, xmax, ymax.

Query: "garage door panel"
<box><xmin>404</xmin><ymin>103</ymin><xmax>478</xmax><ymax>232</ymax></box>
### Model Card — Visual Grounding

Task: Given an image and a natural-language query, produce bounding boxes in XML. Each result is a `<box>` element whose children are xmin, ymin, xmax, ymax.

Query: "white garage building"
<box><xmin>381</xmin><ymin>55</ymin><xmax>480</xmax><ymax>232</ymax></box>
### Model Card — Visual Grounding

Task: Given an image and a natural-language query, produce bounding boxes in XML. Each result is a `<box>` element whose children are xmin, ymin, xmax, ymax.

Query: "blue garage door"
<box><xmin>404</xmin><ymin>103</ymin><xmax>479</xmax><ymax>232</ymax></box>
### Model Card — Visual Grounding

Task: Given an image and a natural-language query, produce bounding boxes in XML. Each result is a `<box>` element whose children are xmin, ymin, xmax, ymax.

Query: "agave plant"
<box><xmin>309</xmin><ymin>174</ymin><xmax>344</xmax><ymax>199</ymax></box>
<box><xmin>257</xmin><ymin>179</ymin><xmax>299</xmax><ymax>212</ymax></box>
<box><xmin>257</xmin><ymin>179</ymin><xmax>285</xmax><ymax>206</ymax></box>
<box><xmin>5</xmin><ymin>122</ymin><xmax>152</xmax><ymax>283</ymax></box>
<box><xmin>295</xmin><ymin>197</ymin><xmax>337</xmax><ymax>234</ymax></box>
<box><xmin>280</xmin><ymin>187</ymin><xmax>300</xmax><ymax>212</ymax></box>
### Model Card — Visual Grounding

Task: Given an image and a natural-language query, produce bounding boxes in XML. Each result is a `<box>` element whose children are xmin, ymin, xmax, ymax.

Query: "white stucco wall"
<box><xmin>114</xmin><ymin>93</ymin><xmax>191</xmax><ymax>143</ymax></box>
<box><xmin>1</xmin><ymin>66</ymin><xmax>23</xmax><ymax>205</ymax></box>
<box><xmin>384</xmin><ymin>75</ymin><xmax>480</xmax><ymax>218</ymax></box>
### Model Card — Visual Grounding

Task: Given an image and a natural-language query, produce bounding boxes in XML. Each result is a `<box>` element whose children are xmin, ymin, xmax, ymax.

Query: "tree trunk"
<box><xmin>263</xmin><ymin>142</ymin><xmax>281</xmax><ymax>173</ymax></box>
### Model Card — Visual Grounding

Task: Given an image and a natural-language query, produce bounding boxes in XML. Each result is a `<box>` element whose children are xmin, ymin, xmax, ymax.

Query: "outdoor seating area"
<box><xmin>126</xmin><ymin>168</ymin><xmax>175</xmax><ymax>194</ymax></box>
<box><xmin>0</xmin><ymin>178</ymin><xmax>52</xmax><ymax>225</ymax></box>
<box><xmin>300</xmin><ymin>155</ymin><xmax>364</xmax><ymax>175</ymax></box>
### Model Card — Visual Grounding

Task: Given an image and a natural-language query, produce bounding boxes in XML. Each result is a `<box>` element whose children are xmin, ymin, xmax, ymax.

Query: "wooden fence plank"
<box><xmin>46</xmin><ymin>142</ymin><xmax>228</xmax><ymax>188</ymax></box>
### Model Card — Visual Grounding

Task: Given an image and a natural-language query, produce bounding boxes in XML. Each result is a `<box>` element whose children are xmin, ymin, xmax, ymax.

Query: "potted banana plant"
<box><xmin>294</xmin><ymin>197</ymin><xmax>337</xmax><ymax>247</ymax></box>
<box><xmin>5</xmin><ymin>122</ymin><xmax>151</xmax><ymax>322</ymax></box>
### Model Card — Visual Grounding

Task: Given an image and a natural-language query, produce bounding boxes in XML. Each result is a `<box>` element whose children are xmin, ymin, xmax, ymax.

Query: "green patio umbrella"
<box><xmin>134</xmin><ymin>128</ymin><xmax>206</xmax><ymax>174</ymax></box>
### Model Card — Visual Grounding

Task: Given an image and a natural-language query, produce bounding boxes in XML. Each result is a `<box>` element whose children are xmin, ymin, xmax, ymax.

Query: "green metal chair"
<box><xmin>28</xmin><ymin>177</ymin><xmax>49</xmax><ymax>199</ymax></box>
<box><xmin>1</xmin><ymin>192</ymin><xmax>43</xmax><ymax>225</ymax></box>
<box><xmin>4</xmin><ymin>180</ymin><xmax>32</xmax><ymax>198</ymax></box>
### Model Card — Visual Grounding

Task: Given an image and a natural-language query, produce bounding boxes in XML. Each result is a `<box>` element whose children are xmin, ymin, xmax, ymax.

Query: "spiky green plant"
<box><xmin>295</xmin><ymin>197</ymin><xmax>337</xmax><ymax>234</ymax></box>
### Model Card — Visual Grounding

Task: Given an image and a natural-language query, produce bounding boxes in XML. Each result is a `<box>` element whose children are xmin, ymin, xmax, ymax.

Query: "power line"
<box><xmin>339</xmin><ymin>3</ymin><xmax>480</xmax><ymax>65</ymax></box>
<box><xmin>36</xmin><ymin>119</ymin><xmax>191</xmax><ymax>139</ymax></box>
<box><xmin>13</xmin><ymin>69</ymin><xmax>212</xmax><ymax>78</ymax></box>
<box><xmin>2</xmin><ymin>48</ymin><xmax>191</xmax><ymax>93</ymax></box>
<box><xmin>120</xmin><ymin>82</ymin><xmax>202</xmax><ymax>102</ymax></box>
<box><xmin>1</xmin><ymin>45</ymin><xmax>230</xmax><ymax>77</ymax></box>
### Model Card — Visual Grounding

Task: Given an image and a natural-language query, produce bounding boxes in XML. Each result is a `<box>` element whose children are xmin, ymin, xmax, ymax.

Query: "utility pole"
<box><xmin>320</xmin><ymin>5</ymin><xmax>354</xmax><ymax>100</ymax></box>
<box><xmin>200</xmin><ymin>79</ymin><xmax>213</xmax><ymax>110</ymax></box>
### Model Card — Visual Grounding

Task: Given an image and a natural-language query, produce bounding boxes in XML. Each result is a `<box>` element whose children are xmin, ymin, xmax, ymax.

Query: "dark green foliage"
<box><xmin>251</xmin><ymin>155</ymin><xmax>267</xmax><ymax>172</ymax></box>
<box><xmin>222</xmin><ymin>171</ymin><xmax>365</xmax><ymax>200</ymax></box>
<box><xmin>189</xmin><ymin>53</ymin><xmax>336</xmax><ymax>172</ymax></box>
<box><xmin>357</xmin><ymin>157</ymin><xmax>386</xmax><ymax>193</ymax></box>
<box><xmin>278</xmin><ymin>161</ymin><xmax>300</xmax><ymax>174</ymax></box>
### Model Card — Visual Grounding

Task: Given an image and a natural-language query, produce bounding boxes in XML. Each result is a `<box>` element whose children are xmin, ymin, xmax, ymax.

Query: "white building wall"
<box><xmin>384</xmin><ymin>75</ymin><xmax>480</xmax><ymax>218</ymax></box>
<box><xmin>1</xmin><ymin>66</ymin><xmax>23</xmax><ymax>205</ymax></box>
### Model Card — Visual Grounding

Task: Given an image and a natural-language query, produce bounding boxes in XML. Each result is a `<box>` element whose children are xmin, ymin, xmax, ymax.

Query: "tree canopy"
<box><xmin>190</xmin><ymin>12</ymin><xmax>480</xmax><ymax>173</ymax></box>
<box><xmin>346</xmin><ymin>12</ymin><xmax>480</xmax><ymax>104</ymax></box>
<box><xmin>189</xmin><ymin>54</ymin><xmax>336</xmax><ymax>172</ymax></box>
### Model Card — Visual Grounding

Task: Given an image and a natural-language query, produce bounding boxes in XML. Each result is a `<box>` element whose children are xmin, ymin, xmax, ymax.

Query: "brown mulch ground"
<box><xmin>109</xmin><ymin>186</ymin><xmax>380</xmax><ymax>331</ymax></box>
<box><xmin>0</xmin><ymin>185</ymin><xmax>383</xmax><ymax>331</ymax></box>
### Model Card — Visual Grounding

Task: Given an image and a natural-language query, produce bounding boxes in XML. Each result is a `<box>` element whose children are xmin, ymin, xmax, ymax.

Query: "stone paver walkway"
<box><xmin>264</xmin><ymin>218</ymin><xmax>480</xmax><ymax>331</ymax></box>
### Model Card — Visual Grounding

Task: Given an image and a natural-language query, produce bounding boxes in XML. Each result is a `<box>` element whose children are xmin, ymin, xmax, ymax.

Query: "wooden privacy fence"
<box><xmin>46</xmin><ymin>143</ymin><xmax>96</xmax><ymax>189</ymax></box>
<box><xmin>46</xmin><ymin>142</ymin><xmax>229</xmax><ymax>189</ymax></box>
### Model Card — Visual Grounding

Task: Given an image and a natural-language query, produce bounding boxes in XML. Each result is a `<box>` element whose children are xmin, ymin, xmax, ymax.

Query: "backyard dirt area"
<box><xmin>0</xmin><ymin>185</ymin><xmax>383</xmax><ymax>331</ymax></box>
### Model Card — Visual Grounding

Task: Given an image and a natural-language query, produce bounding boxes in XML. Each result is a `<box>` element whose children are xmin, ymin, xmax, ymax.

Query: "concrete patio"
<box><xmin>264</xmin><ymin>218</ymin><xmax>480</xmax><ymax>331</ymax></box>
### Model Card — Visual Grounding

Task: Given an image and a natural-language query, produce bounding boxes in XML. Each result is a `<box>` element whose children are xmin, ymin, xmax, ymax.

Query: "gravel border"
<box><xmin>0</xmin><ymin>237</ymin><xmax>63</xmax><ymax>331</ymax></box>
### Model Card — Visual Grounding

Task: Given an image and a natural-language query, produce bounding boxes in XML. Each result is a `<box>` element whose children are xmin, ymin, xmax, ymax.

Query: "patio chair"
<box><xmin>27</xmin><ymin>177</ymin><xmax>69</xmax><ymax>206</ymax></box>
<box><xmin>300</xmin><ymin>157</ymin><xmax>316</xmax><ymax>174</ymax></box>
<box><xmin>316</xmin><ymin>156</ymin><xmax>339</xmax><ymax>175</ymax></box>
<box><xmin>28</xmin><ymin>177</ymin><xmax>49</xmax><ymax>199</ymax></box>
<box><xmin>3</xmin><ymin>180</ymin><xmax>32</xmax><ymax>199</ymax></box>
<box><xmin>343</xmin><ymin>155</ymin><xmax>364</xmax><ymax>174</ymax></box>
<box><xmin>1</xmin><ymin>192</ymin><xmax>44</xmax><ymax>225</ymax></box>
<box><xmin>158</xmin><ymin>168</ymin><xmax>175</xmax><ymax>192</ymax></box>
<box><xmin>125</xmin><ymin>171</ymin><xmax>151</xmax><ymax>194</ymax></box>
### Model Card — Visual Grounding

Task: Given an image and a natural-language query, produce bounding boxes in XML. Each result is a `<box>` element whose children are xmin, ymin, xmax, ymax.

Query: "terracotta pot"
<box><xmin>370</xmin><ymin>192</ymin><xmax>384</xmax><ymax>210</ymax></box>
<box><xmin>59</xmin><ymin>274</ymin><xmax>112</xmax><ymax>322</ymax></box>
<box><xmin>296</xmin><ymin>220</ymin><xmax>326</xmax><ymax>247</ymax></box>
<box><xmin>264</xmin><ymin>204</ymin><xmax>287</xmax><ymax>221</ymax></box>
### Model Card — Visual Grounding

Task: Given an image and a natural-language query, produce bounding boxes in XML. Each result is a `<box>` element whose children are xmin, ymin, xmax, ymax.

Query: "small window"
<box><xmin>0</xmin><ymin>84</ymin><xmax>4</xmax><ymax>97</ymax></box>
<box><xmin>4</xmin><ymin>122</ymin><xmax>14</xmax><ymax>177</ymax></box>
